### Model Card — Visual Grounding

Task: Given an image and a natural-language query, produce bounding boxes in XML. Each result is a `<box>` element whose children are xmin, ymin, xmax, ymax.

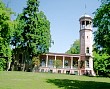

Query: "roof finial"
<box><xmin>85</xmin><ymin>4</ymin><xmax>87</xmax><ymax>15</ymax></box>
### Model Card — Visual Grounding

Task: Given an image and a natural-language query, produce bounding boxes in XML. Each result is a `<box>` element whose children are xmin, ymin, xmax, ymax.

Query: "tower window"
<box><xmin>81</xmin><ymin>21</ymin><xmax>85</xmax><ymax>29</ymax></box>
<box><xmin>82</xmin><ymin>21</ymin><xmax>85</xmax><ymax>25</ymax></box>
<box><xmin>86</xmin><ymin>47</ymin><xmax>89</xmax><ymax>53</ymax></box>
<box><xmin>86</xmin><ymin>60</ymin><xmax>89</xmax><ymax>68</ymax></box>
<box><xmin>86</xmin><ymin>21</ymin><xmax>89</xmax><ymax>26</ymax></box>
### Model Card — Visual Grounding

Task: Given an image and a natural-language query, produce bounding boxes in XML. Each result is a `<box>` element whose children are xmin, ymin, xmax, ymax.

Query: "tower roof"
<box><xmin>79</xmin><ymin>14</ymin><xmax>92</xmax><ymax>21</ymax></box>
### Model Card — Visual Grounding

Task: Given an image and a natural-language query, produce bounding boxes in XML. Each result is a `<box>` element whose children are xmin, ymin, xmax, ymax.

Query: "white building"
<box><xmin>39</xmin><ymin>14</ymin><xmax>95</xmax><ymax>75</ymax></box>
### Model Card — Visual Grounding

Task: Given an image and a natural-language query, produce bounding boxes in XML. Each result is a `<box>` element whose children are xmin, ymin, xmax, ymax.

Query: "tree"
<box><xmin>93</xmin><ymin>0</ymin><xmax>110</xmax><ymax>54</ymax></box>
<box><xmin>93</xmin><ymin>0</ymin><xmax>110</xmax><ymax>76</ymax></box>
<box><xmin>66</xmin><ymin>39</ymin><xmax>80</xmax><ymax>54</ymax></box>
<box><xmin>18</xmin><ymin>0</ymin><xmax>51</xmax><ymax>55</ymax></box>
<box><xmin>0</xmin><ymin>0</ymin><xmax>14</xmax><ymax>71</ymax></box>
<box><xmin>32</xmin><ymin>56</ymin><xmax>40</xmax><ymax>72</ymax></box>
<box><xmin>54</xmin><ymin>59</ymin><xmax>62</xmax><ymax>69</ymax></box>
<box><xmin>11</xmin><ymin>0</ymin><xmax>51</xmax><ymax>71</ymax></box>
<box><xmin>93</xmin><ymin>51</ymin><xmax>110</xmax><ymax>76</ymax></box>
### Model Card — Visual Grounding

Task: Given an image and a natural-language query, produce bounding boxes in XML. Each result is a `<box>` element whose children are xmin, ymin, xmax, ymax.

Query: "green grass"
<box><xmin>0</xmin><ymin>71</ymin><xmax>110</xmax><ymax>89</ymax></box>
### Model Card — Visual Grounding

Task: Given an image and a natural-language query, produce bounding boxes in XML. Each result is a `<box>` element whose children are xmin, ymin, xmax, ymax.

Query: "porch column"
<box><xmin>78</xmin><ymin>57</ymin><xmax>80</xmax><ymax>75</ymax></box>
<box><xmin>54</xmin><ymin>55</ymin><xmax>56</xmax><ymax>68</ymax></box>
<box><xmin>71</xmin><ymin>57</ymin><xmax>73</xmax><ymax>69</ymax></box>
<box><xmin>46</xmin><ymin>55</ymin><xmax>48</xmax><ymax>67</ymax></box>
<box><xmin>78</xmin><ymin>58</ymin><xmax>80</xmax><ymax>69</ymax></box>
<box><xmin>63</xmin><ymin>56</ymin><xmax>65</xmax><ymax>68</ymax></box>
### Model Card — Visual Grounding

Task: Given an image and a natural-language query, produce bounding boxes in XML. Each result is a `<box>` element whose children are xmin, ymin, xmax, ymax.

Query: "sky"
<box><xmin>3</xmin><ymin>0</ymin><xmax>101</xmax><ymax>53</ymax></box>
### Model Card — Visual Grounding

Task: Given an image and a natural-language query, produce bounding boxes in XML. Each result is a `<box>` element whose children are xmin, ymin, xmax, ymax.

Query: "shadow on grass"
<box><xmin>47</xmin><ymin>79</ymin><xmax>110</xmax><ymax>89</ymax></box>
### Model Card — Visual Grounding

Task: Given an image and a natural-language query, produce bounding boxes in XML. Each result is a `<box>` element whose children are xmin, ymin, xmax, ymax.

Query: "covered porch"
<box><xmin>39</xmin><ymin>53</ymin><xmax>80</xmax><ymax>75</ymax></box>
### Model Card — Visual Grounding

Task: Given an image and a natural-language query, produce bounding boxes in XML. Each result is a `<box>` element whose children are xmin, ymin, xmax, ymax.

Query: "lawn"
<box><xmin>0</xmin><ymin>71</ymin><xmax>110</xmax><ymax>89</ymax></box>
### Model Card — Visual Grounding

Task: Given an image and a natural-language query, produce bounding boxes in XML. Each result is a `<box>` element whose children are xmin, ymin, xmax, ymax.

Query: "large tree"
<box><xmin>11</xmin><ymin>0</ymin><xmax>51</xmax><ymax>70</ymax></box>
<box><xmin>93</xmin><ymin>0</ymin><xmax>110</xmax><ymax>76</ymax></box>
<box><xmin>93</xmin><ymin>0</ymin><xmax>110</xmax><ymax>54</ymax></box>
<box><xmin>0</xmin><ymin>0</ymin><xmax>14</xmax><ymax>71</ymax></box>
<box><xmin>20</xmin><ymin>0</ymin><xmax>51</xmax><ymax>56</ymax></box>
<box><xmin>66</xmin><ymin>39</ymin><xmax>80</xmax><ymax>54</ymax></box>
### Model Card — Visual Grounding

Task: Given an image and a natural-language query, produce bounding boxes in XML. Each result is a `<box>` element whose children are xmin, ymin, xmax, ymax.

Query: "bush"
<box><xmin>0</xmin><ymin>58</ymin><xmax>6</xmax><ymax>71</ymax></box>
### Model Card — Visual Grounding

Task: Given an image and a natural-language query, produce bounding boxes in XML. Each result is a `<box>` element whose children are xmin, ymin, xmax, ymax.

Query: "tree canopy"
<box><xmin>0</xmin><ymin>0</ymin><xmax>14</xmax><ymax>70</ymax></box>
<box><xmin>93</xmin><ymin>51</ymin><xmax>110</xmax><ymax>76</ymax></box>
<box><xmin>66</xmin><ymin>39</ymin><xmax>80</xmax><ymax>54</ymax></box>
<box><xmin>93</xmin><ymin>0</ymin><xmax>110</xmax><ymax>54</ymax></box>
<box><xmin>93</xmin><ymin>0</ymin><xmax>110</xmax><ymax>76</ymax></box>
<box><xmin>10</xmin><ymin>0</ymin><xmax>51</xmax><ymax>71</ymax></box>
<box><xmin>12</xmin><ymin>0</ymin><xmax>51</xmax><ymax>56</ymax></box>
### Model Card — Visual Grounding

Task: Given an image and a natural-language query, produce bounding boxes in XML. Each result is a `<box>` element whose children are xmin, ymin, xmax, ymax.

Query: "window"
<box><xmin>73</xmin><ymin>60</ymin><xmax>78</xmax><ymax>68</ymax></box>
<box><xmin>86</xmin><ymin>21</ymin><xmax>91</xmax><ymax>28</ymax></box>
<box><xmin>86</xmin><ymin>21</ymin><xmax>89</xmax><ymax>26</ymax></box>
<box><xmin>48</xmin><ymin>59</ymin><xmax>54</xmax><ymax>67</ymax></box>
<box><xmin>86</xmin><ymin>60</ymin><xmax>89</xmax><ymax>68</ymax></box>
<box><xmin>64</xmin><ymin>60</ymin><xmax>68</xmax><ymax>66</ymax></box>
<box><xmin>81</xmin><ymin>21</ymin><xmax>85</xmax><ymax>29</ymax></box>
<box><xmin>86</xmin><ymin>47</ymin><xmax>89</xmax><ymax>53</ymax></box>
<box><xmin>82</xmin><ymin>21</ymin><xmax>85</xmax><ymax>25</ymax></box>
<box><xmin>41</xmin><ymin>59</ymin><xmax>46</xmax><ymax>66</ymax></box>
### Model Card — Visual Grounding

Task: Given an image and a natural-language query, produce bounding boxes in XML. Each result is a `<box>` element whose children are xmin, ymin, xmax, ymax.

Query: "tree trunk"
<box><xmin>7</xmin><ymin>62</ymin><xmax>11</xmax><ymax>71</ymax></box>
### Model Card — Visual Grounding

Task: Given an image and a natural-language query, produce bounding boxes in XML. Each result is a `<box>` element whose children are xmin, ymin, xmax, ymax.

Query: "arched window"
<box><xmin>86</xmin><ymin>47</ymin><xmax>89</xmax><ymax>53</ymax></box>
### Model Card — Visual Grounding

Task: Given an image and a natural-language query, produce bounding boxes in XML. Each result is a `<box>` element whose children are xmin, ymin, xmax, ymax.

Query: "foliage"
<box><xmin>93</xmin><ymin>51</ymin><xmax>110</xmax><ymax>76</ymax></box>
<box><xmin>0</xmin><ymin>58</ymin><xmax>6</xmax><ymax>71</ymax></box>
<box><xmin>0</xmin><ymin>0</ymin><xmax>14</xmax><ymax>70</ymax></box>
<box><xmin>10</xmin><ymin>0</ymin><xmax>51</xmax><ymax>71</ymax></box>
<box><xmin>93</xmin><ymin>0</ymin><xmax>110</xmax><ymax>76</ymax></box>
<box><xmin>93</xmin><ymin>0</ymin><xmax>110</xmax><ymax>54</ymax></box>
<box><xmin>11</xmin><ymin>14</ymin><xmax>25</xmax><ymax>48</ymax></box>
<box><xmin>12</xmin><ymin>0</ymin><xmax>51</xmax><ymax>56</ymax></box>
<box><xmin>32</xmin><ymin>56</ymin><xmax>40</xmax><ymax>66</ymax></box>
<box><xmin>66</xmin><ymin>39</ymin><xmax>80</xmax><ymax>54</ymax></box>
<box><xmin>32</xmin><ymin>56</ymin><xmax>40</xmax><ymax>72</ymax></box>
<box><xmin>53</xmin><ymin>59</ymin><xmax>62</xmax><ymax>68</ymax></box>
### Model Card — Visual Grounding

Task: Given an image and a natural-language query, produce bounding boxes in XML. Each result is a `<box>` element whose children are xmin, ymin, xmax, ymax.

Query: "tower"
<box><xmin>79</xmin><ymin>14</ymin><xmax>94</xmax><ymax>75</ymax></box>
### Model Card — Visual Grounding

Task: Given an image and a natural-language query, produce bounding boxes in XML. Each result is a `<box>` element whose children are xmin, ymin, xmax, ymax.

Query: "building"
<box><xmin>12</xmin><ymin>14</ymin><xmax>95</xmax><ymax>75</ymax></box>
<box><xmin>39</xmin><ymin>14</ymin><xmax>95</xmax><ymax>75</ymax></box>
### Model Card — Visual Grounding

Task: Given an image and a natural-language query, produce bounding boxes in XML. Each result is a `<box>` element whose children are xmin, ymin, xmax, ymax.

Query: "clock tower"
<box><xmin>79</xmin><ymin>14</ymin><xmax>95</xmax><ymax>75</ymax></box>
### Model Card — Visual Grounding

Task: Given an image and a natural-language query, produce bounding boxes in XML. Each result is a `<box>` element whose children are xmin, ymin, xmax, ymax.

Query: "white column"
<box><xmin>85</xmin><ymin>20</ymin><xmax>86</xmax><ymax>29</ymax></box>
<box><xmin>78</xmin><ymin>57</ymin><xmax>80</xmax><ymax>75</ymax></box>
<box><xmin>63</xmin><ymin>56</ymin><xmax>65</xmax><ymax>68</ymax></box>
<box><xmin>71</xmin><ymin>57</ymin><xmax>73</xmax><ymax>69</ymax></box>
<box><xmin>78</xmin><ymin>57</ymin><xmax>80</xmax><ymax>69</ymax></box>
<box><xmin>46</xmin><ymin>55</ymin><xmax>48</xmax><ymax>67</ymax></box>
<box><xmin>54</xmin><ymin>55</ymin><xmax>56</xmax><ymax>68</ymax></box>
<box><xmin>89</xmin><ymin>57</ymin><xmax>93</xmax><ymax>69</ymax></box>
